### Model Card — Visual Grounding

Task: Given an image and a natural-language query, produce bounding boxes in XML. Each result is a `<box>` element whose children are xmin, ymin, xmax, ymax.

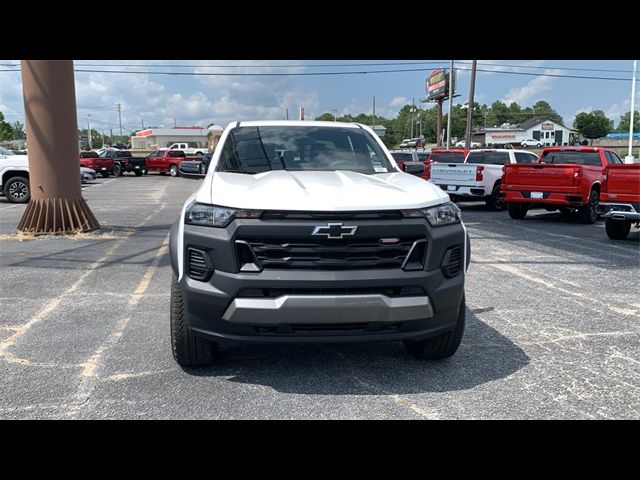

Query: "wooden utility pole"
<box><xmin>17</xmin><ymin>60</ymin><xmax>99</xmax><ymax>235</ymax></box>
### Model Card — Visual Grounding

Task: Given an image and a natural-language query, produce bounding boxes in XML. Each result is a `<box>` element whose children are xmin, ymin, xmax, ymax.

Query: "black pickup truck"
<box><xmin>98</xmin><ymin>149</ymin><xmax>146</xmax><ymax>176</ymax></box>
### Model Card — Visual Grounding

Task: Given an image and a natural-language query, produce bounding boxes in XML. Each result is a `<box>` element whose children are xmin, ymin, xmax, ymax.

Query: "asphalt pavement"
<box><xmin>0</xmin><ymin>174</ymin><xmax>638</xmax><ymax>419</ymax></box>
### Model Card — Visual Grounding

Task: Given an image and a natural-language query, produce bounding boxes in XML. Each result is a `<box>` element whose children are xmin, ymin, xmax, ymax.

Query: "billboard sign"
<box><xmin>541</xmin><ymin>122</ymin><xmax>555</xmax><ymax>130</ymax></box>
<box><xmin>426</xmin><ymin>68</ymin><xmax>454</xmax><ymax>100</ymax></box>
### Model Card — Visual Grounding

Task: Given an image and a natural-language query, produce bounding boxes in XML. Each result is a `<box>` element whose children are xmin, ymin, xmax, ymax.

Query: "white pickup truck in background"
<box><xmin>167</xmin><ymin>142</ymin><xmax>209</xmax><ymax>156</ymax></box>
<box><xmin>429</xmin><ymin>149</ymin><xmax>539</xmax><ymax>210</ymax></box>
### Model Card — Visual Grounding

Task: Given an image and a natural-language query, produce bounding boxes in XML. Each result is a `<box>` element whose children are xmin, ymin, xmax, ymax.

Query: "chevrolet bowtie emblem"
<box><xmin>311</xmin><ymin>223</ymin><xmax>358</xmax><ymax>239</ymax></box>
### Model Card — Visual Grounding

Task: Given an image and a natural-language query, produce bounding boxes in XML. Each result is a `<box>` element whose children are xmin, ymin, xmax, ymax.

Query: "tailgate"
<box><xmin>605</xmin><ymin>164</ymin><xmax>640</xmax><ymax>201</ymax></box>
<box><xmin>429</xmin><ymin>164</ymin><xmax>477</xmax><ymax>185</ymax></box>
<box><xmin>503</xmin><ymin>164</ymin><xmax>580</xmax><ymax>189</ymax></box>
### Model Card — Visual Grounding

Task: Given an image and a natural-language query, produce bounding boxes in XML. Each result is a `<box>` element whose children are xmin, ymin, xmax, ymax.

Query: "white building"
<box><xmin>473</xmin><ymin>116</ymin><xmax>577</xmax><ymax>147</ymax></box>
<box><xmin>130</xmin><ymin>127</ymin><xmax>209</xmax><ymax>150</ymax></box>
<box><xmin>518</xmin><ymin>117</ymin><xmax>576</xmax><ymax>146</ymax></box>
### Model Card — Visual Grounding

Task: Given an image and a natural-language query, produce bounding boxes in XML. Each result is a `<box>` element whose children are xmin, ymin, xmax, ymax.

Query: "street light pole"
<box><xmin>87</xmin><ymin>114</ymin><xmax>92</xmax><ymax>150</ymax></box>
<box><xmin>465</xmin><ymin>60</ymin><xmax>478</xmax><ymax>150</ymax></box>
<box><xmin>627</xmin><ymin>60</ymin><xmax>637</xmax><ymax>163</ymax></box>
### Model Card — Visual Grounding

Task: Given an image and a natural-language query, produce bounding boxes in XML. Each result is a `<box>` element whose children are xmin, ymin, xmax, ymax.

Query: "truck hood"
<box><xmin>198</xmin><ymin>170</ymin><xmax>449</xmax><ymax>211</ymax></box>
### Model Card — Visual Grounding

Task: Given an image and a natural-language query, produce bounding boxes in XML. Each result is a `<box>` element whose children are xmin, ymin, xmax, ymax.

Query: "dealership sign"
<box><xmin>541</xmin><ymin>122</ymin><xmax>555</xmax><ymax>130</ymax></box>
<box><xmin>426</xmin><ymin>69</ymin><xmax>447</xmax><ymax>100</ymax></box>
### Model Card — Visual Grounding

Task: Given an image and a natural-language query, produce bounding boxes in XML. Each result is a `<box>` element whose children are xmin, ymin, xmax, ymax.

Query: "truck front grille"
<box><xmin>237</xmin><ymin>237</ymin><xmax>423</xmax><ymax>270</ymax></box>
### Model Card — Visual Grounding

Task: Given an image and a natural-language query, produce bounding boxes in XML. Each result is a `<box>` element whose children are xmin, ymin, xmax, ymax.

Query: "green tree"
<box><xmin>507</xmin><ymin>102</ymin><xmax>522</xmax><ymax>125</ymax></box>
<box><xmin>0</xmin><ymin>111</ymin><xmax>14</xmax><ymax>141</ymax></box>
<box><xmin>616</xmin><ymin>111</ymin><xmax>640</xmax><ymax>133</ymax></box>
<box><xmin>11</xmin><ymin>121</ymin><xmax>25</xmax><ymax>140</ymax></box>
<box><xmin>314</xmin><ymin>112</ymin><xmax>335</xmax><ymax>122</ymax></box>
<box><xmin>573</xmin><ymin>110</ymin><xmax>613</xmax><ymax>144</ymax></box>
<box><xmin>532</xmin><ymin>100</ymin><xmax>564</xmax><ymax>124</ymax></box>
<box><xmin>485</xmin><ymin>100</ymin><xmax>510</xmax><ymax>127</ymax></box>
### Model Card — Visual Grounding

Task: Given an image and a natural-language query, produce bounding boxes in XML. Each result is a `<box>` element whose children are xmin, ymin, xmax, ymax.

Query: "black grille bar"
<box><xmin>238</xmin><ymin>237</ymin><xmax>423</xmax><ymax>270</ymax></box>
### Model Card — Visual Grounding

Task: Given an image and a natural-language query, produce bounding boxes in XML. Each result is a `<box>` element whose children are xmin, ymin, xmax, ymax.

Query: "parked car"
<box><xmin>146</xmin><ymin>149</ymin><xmax>187</xmax><ymax>176</ymax></box>
<box><xmin>520</xmin><ymin>138</ymin><xmax>543</xmax><ymax>148</ymax></box>
<box><xmin>502</xmin><ymin>147</ymin><xmax>614</xmax><ymax>223</ymax></box>
<box><xmin>429</xmin><ymin>149</ymin><xmax>538</xmax><ymax>210</ymax></box>
<box><xmin>167</xmin><ymin>142</ymin><xmax>209</xmax><ymax>157</ymax></box>
<box><xmin>598</xmin><ymin>162</ymin><xmax>640</xmax><ymax>239</ymax></box>
<box><xmin>80</xmin><ymin>151</ymin><xmax>117</xmax><ymax>177</ymax></box>
<box><xmin>168</xmin><ymin>120</ymin><xmax>469</xmax><ymax>367</ymax></box>
<box><xmin>0</xmin><ymin>146</ymin><xmax>29</xmax><ymax>203</ymax></box>
<box><xmin>454</xmin><ymin>140</ymin><xmax>481</xmax><ymax>148</ymax></box>
<box><xmin>81</xmin><ymin>166</ymin><xmax>96</xmax><ymax>183</ymax></box>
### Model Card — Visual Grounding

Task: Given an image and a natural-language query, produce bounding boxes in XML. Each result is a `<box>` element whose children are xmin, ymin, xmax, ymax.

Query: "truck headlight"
<box><xmin>402</xmin><ymin>202</ymin><xmax>461</xmax><ymax>227</ymax></box>
<box><xmin>185</xmin><ymin>202</ymin><xmax>262</xmax><ymax>227</ymax></box>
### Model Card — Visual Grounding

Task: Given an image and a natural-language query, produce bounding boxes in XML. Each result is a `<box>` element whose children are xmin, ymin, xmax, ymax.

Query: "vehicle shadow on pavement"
<box><xmin>183</xmin><ymin>309</ymin><xmax>530</xmax><ymax>394</ymax></box>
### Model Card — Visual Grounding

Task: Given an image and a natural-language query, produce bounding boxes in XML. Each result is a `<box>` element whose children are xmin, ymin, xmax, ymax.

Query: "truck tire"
<box><xmin>169</xmin><ymin>165</ymin><xmax>179</xmax><ymax>177</ymax></box>
<box><xmin>605</xmin><ymin>218</ymin><xmax>631</xmax><ymax>240</ymax></box>
<box><xmin>170</xmin><ymin>275</ymin><xmax>218</xmax><ymax>367</ymax></box>
<box><xmin>508</xmin><ymin>203</ymin><xmax>528</xmax><ymax>219</ymax></box>
<box><xmin>579</xmin><ymin>189</ymin><xmax>599</xmax><ymax>224</ymax></box>
<box><xmin>486</xmin><ymin>183</ymin><xmax>505</xmax><ymax>211</ymax></box>
<box><xmin>196</xmin><ymin>151</ymin><xmax>204</xmax><ymax>157</ymax></box>
<box><xmin>404</xmin><ymin>294</ymin><xmax>465</xmax><ymax>359</ymax></box>
<box><xmin>134</xmin><ymin>170</ymin><xmax>143</xmax><ymax>177</ymax></box>
<box><xmin>3</xmin><ymin>176</ymin><xmax>30</xmax><ymax>203</ymax></box>
<box><xmin>112</xmin><ymin>163</ymin><xmax>122</xmax><ymax>177</ymax></box>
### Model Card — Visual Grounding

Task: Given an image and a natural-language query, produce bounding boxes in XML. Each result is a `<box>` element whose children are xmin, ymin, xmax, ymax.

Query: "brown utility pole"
<box><xmin>436</xmin><ymin>98</ymin><xmax>443</xmax><ymax>147</ymax></box>
<box><xmin>17</xmin><ymin>60</ymin><xmax>100</xmax><ymax>235</ymax></box>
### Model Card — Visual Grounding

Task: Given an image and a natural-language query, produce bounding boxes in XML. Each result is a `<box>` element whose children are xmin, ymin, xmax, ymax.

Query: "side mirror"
<box><xmin>404</xmin><ymin>163</ymin><xmax>425</xmax><ymax>176</ymax></box>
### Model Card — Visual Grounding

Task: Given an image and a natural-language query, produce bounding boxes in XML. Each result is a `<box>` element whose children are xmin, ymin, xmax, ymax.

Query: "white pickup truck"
<box><xmin>429</xmin><ymin>149</ymin><xmax>539</xmax><ymax>210</ymax></box>
<box><xmin>0</xmin><ymin>146</ymin><xmax>30</xmax><ymax>203</ymax></box>
<box><xmin>167</xmin><ymin>142</ymin><xmax>209</xmax><ymax>156</ymax></box>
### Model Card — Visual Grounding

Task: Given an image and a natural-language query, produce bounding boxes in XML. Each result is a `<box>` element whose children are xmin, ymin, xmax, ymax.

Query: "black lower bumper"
<box><xmin>170</xmin><ymin>216</ymin><xmax>467</xmax><ymax>344</ymax></box>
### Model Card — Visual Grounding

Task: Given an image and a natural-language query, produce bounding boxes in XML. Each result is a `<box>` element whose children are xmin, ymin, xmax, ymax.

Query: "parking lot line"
<box><xmin>68</xmin><ymin>234</ymin><xmax>170</xmax><ymax>417</ymax></box>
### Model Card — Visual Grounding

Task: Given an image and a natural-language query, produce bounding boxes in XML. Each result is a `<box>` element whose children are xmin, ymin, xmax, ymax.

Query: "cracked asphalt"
<box><xmin>1</xmin><ymin>174</ymin><xmax>638</xmax><ymax>419</ymax></box>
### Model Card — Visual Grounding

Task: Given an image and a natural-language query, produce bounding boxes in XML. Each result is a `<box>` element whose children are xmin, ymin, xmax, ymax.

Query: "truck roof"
<box><xmin>541</xmin><ymin>146</ymin><xmax>607</xmax><ymax>153</ymax></box>
<box><xmin>225</xmin><ymin>120</ymin><xmax>365</xmax><ymax>129</ymax></box>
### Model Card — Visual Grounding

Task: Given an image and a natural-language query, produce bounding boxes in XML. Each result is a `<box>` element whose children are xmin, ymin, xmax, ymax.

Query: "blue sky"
<box><xmin>0</xmin><ymin>60</ymin><xmax>636</xmax><ymax>133</ymax></box>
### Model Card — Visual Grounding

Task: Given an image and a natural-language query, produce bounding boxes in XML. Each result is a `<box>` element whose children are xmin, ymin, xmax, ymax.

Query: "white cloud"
<box><xmin>389</xmin><ymin>96</ymin><xmax>408</xmax><ymax>107</ymax></box>
<box><xmin>605</xmin><ymin>98</ymin><xmax>632</xmax><ymax>126</ymax></box>
<box><xmin>502</xmin><ymin>69</ymin><xmax>564</xmax><ymax>105</ymax></box>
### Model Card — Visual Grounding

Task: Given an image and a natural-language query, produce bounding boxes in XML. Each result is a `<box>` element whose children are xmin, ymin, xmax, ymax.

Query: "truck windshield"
<box><xmin>541</xmin><ymin>151</ymin><xmax>601</xmax><ymax>166</ymax></box>
<box><xmin>216</xmin><ymin>126</ymin><xmax>394</xmax><ymax>174</ymax></box>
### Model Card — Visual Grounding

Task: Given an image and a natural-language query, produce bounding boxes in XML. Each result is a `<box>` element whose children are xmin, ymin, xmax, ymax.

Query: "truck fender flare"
<box><xmin>169</xmin><ymin>219</ymin><xmax>180</xmax><ymax>276</ymax></box>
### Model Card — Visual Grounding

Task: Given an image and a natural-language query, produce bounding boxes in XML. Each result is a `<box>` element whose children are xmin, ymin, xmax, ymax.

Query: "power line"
<box><xmin>3</xmin><ymin>60</ymin><xmax>634</xmax><ymax>73</ymax></box>
<box><xmin>1</xmin><ymin>66</ymin><xmax>634</xmax><ymax>82</ymax></box>
<box><xmin>2</xmin><ymin>60</ymin><xmax>633</xmax><ymax>73</ymax></box>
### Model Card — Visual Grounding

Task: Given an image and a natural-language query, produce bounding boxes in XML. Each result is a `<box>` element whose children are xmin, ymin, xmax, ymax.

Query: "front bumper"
<box><xmin>171</xmin><ymin>216</ymin><xmax>467</xmax><ymax>344</ymax></box>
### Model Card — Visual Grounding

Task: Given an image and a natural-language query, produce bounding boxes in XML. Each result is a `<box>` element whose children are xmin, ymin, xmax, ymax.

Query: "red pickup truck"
<box><xmin>79</xmin><ymin>151</ymin><xmax>116</xmax><ymax>178</ymax></box>
<box><xmin>501</xmin><ymin>147</ymin><xmax>618</xmax><ymax>224</ymax></box>
<box><xmin>599</xmin><ymin>163</ymin><xmax>640</xmax><ymax>239</ymax></box>
<box><xmin>145</xmin><ymin>149</ymin><xmax>188</xmax><ymax>176</ymax></box>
